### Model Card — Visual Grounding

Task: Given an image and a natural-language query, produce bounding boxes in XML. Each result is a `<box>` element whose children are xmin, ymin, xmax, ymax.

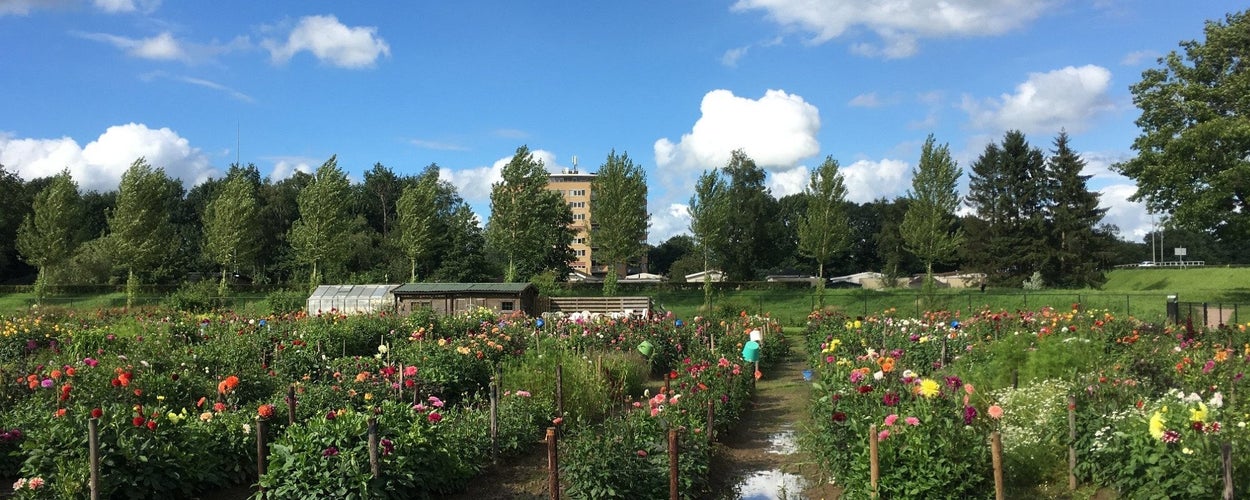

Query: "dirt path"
<box><xmin>708</xmin><ymin>333</ymin><xmax>840</xmax><ymax>500</ymax></box>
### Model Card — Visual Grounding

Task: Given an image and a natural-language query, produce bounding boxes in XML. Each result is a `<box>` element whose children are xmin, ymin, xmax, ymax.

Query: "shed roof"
<box><xmin>392</xmin><ymin>283</ymin><xmax>535</xmax><ymax>295</ymax></box>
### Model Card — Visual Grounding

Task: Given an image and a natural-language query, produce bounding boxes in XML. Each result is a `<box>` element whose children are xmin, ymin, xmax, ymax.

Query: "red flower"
<box><xmin>146</xmin><ymin>420</ymin><xmax>158</xmax><ymax>431</ymax></box>
<box><xmin>857</xmin><ymin>385</ymin><xmax>874</xmax><ymax>394</ymax></box>
<box><xmin>832</xmin><ymin>412</ymin><xmax>847</xmax><ymax>422</ymax></box>
<box><xmin>427</xmin><ymin>412</ymin><xmax>442</xmax><ymax>423</ymax></box>
<box><xmin>132</xmin><ymin>417</ymin><xmax>145</xmax><ymax>427</ymax></box>
<box><xmin>91</xmin><ymin>408</ymin><xmax>103</xmax><ymax>419</ymax></box>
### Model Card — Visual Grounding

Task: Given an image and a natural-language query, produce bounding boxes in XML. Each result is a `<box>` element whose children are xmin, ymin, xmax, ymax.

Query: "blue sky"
<box><xmin>0</xmin><ymin>0</ymin><xmax>1241</xmax><ymax>245</ymax></box>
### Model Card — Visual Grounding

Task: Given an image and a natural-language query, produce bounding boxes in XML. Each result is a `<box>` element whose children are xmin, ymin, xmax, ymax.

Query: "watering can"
<box><xmin>638</xmin><ymin>340</ymin><xmax>655</xmax><ymax>357</ymax></box>
<box><xmin>742</xmin><ymin>340</ymin><xmax>761</xmax><ymax>363</ymax></box>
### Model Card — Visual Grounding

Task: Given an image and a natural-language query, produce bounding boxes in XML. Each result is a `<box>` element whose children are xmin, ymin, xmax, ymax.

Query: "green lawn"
<box><xmin>5</xmin><ymin>267</ymin><xmax>1250</xmax><ymax>325</ymax></box>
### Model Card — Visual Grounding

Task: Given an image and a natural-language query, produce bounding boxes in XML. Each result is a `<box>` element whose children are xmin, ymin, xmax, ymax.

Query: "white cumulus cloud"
<box><xmin>0</xmin><ymin>123</ymin><xmax>215</xmax><ymax>192</ymax></box>
<box><xmin>840</xmin><ymin>158</ymin><xmax>911</xmax><ymax>203</ymax></box>
<box><xmin>768</xmin><ymin>166</ymin><xmax>810</xmax><ymax>198</ymax></box>
<box><xmin>439</xmin><ymin>149</ymin><xmax>564</xmax><ymax>209</ymax></box>
<box><xmin>263</xmin><ymin>15</ymin><xmax>390</xmax><ymax>69</ymax></box>
<box><xmin>648</xmin><ymin>203</ymin><xmax>694</xmax><ymax>245</ymax></box>
<box><xmin>732</xmin><ymin>0</ymin><xmax>1057</xmax><ymax>58</ymax></box>
<box><xmin>1099</xmin><ymin>183</ymin><xmax>1152</xmax><ymax>240</ymax></box>
<box><xmin>654</xmin><ymin>89</ymin><xmax>820</xmax><ymax>172</ymax></box>
<box><xmin>75</xmin><ymin>31</ymin><xmax>186</xmax><ymax>61</ymax></box>
<box><xmin>961</xmin><ymin>64</ymin><xmax>1116</xmax><ymax>135</ymax></box>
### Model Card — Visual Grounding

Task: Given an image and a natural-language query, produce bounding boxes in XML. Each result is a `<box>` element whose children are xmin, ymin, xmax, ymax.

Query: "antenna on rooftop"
<box><xmin>571</xmin><ymin>155</ymin><xmax>578</xmax><ymax>173</ymax></box>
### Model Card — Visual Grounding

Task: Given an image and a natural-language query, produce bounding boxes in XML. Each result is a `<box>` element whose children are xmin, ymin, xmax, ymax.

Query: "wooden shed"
<box><xmin>391</xmin><ymin>283</ymin><xmax>538</xmax><ymax>316</ymax></box>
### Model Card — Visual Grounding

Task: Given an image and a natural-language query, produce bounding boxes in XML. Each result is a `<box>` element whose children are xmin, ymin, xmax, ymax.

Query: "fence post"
<box><xmin>991</xmin><ymin>431</ymin><xmax>1005</xmax><ymax>500</ymax></box>
<box><xmin>490</xmin><ymin>376</ymin><xmax>499</xmax><ymax>464</ymax></box>
<box><xmin>1223</xmin><ymin>441</ymin><xmax>1234</xmax><ymax>500</ymax></box>
<box><xmin>669</xmin><ymin>428</ymin><xmax>679</xmax><ymax>500</ymax></box>
<box><xmin>547</xmin><ymin>427</ymin><xmax>559</xmax><ymax>500</ymax></box>
<box><xmin>368</xmin><ymin>416</ymin><xmax>380</xmax><ymax>478</ymax></box>
<box><xmin>556</xmin><ymin>364</ymin><xmax>564</xmax><ymax>427</ymax></box>
<box><xmin>286</xmin><ymin>385</ymin><xmax>296</xmax><ymax>426</ymax></box>
<box><xmin>1067</xmin><ymin>395</ymin><xmax>1077</xmax><ymax>491</ymax></box>
<box><xmin>89</xmin><ymin>417</ymin><xmax>100</xmax><ymax>500</ymax></box>
<box><xmin>869</xmin><ymin>423</ymin><xmax>879</xmax><ymax>498</ymax></box>
<box><xmin>256</xmin><ymin>417</ymin><xmax>268</xmax><ymax>480</ymax></box>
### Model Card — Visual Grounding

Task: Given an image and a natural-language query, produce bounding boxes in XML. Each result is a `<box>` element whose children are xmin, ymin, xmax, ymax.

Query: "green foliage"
<box><xmin>1114</xmin><ymin>10</ymin><xmax>1250</xmax><ymax>243</ymax></box>
<box><xmin>16</xmin><ymin>171</ymin><xmax>82</xmax><ymax>301</ymax></box>
<box><xmin>165</xmin><ymin>280</ymin><xmax>226</xmax><ymax>313</ymax></box>
<box><xmin>1045</xmin><ymin>132</ymin><xmax>1110</xmax><ymax>288</ymax></box>
<box><xmin>688</xmin><ymin>169</ymin><xmax>728</xmax><ymax>309</ymax></box>
<box><xmin>965</xmin><ymin>131</ymin><xmax>1049</xmax><ymax>286</ymax></box>
<box><xmin>901</xmin><ymin>135</ymin><xmax>963</xmax><ymax>285</ymax></box>
<box><xmin>797</xmin><ymin>156</ymin><xmax>851</xmax><ymax>282</ymax></box>
<box><xmin>266</xmin><ymin>289</ymin><xmax>307</xmax><ymax>315</ymax></box>
<box><xmin>396</xmin><ymin>174</ymin><xmax>438</xmax><ymax>281</ymax></box>
<box><xmin>202</xmin><ymin>172</ymin><xmax>261</xmax><ymax>291</ymax></box>
<box><xmin>591</xmin><ymin>150</ymin><xmax>649</xmax><ymax>288</ymax></box>
<box><xmin>109</xmin><ymin>158</ymin><xmax>177</xmax><ymax>306</ymax></box>
<box><xmin>486</xmin><ymin>146</ymin><xmax>575</xmax><ymax>283</ymax></box>
<box><xmin>289</xmin><ymin>156</ymin><xmax>356</xmax><ymax>289</ymax></box>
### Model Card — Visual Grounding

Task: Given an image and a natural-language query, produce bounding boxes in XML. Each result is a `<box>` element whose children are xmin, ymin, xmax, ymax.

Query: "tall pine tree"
<box><xmin>965</xmin><ymin>131</ymin><xmax>1048</xmax><ymax>286</ymax></box>
<box><xmin>1045</xmin><ymin>131</ymin><xmax>1110</xmax><ymax>287</ymax></box>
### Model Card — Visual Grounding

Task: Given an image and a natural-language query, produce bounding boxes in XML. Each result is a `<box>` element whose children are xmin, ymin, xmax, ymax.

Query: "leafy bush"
<box><xmin>165</xmin><ymin>280</ymin><xmax>225</xmax><ymax>313</ymax></box>
<box><xmin>266</xmin><ymin>289</ymin><xmax>307</xmax><ymax>315</ymax></box>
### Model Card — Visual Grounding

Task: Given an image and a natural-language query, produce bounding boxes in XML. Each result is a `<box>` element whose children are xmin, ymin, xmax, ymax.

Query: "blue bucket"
<box><xmin>801</xmin><ymin>369</ymin><xmax>813</xmax><ymax>381</ymax></box>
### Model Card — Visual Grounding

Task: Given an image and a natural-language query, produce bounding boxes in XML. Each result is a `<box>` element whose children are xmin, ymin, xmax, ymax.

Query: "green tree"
<box><xmin>688</xmin><ymin>169</ymin><xmax>729</xmax><ymax>310</ymax></box>
<box><xmin>590</xmin><ymin>150</ymin><xmax>649</xmax><ymax>296</ymax></box>
<box><xmin>797</xmin><ymin>156</ymin><xmax>851</xmax><ymax>306</ymax></box>
<box><xmin>1046</xmin><ymin>132</ymin><xmax>1111</xmax><ymax>287</ymax></box>
<box><xmin>1114</xmin><ymin>10</ymin><xmax>1250</xmax><ymax>243</ymax></box>
<box><xmin>16</xmin><ymin>171</ymin><xmax>82</xmax><ymax>300</ymax></box>
<box><xmin>900</xmin><ymin>135</ymin><xmax>964</xmax><ymax>291</ymax></box>
<box><xmin>719</xmin><ymin>150</ymin><xmax>781</xmax><ymax>281</ymax></box>
<box><xmin>257</xmin><ymin>170</ymin><xmax>311</xmax><ymax>284</ymax></box>
<box><xmin>0</xmin><ymin>164</ymin><xmax>32</xmax><ymax>279</ymax></box>
<box><xmin>202</xmin><ymin>172</ymin><xmax>260</xmax><ymax>295</ymax></box>
<box><xmin>362</xmin><ymin>163</ymin><xmax>403</xmax><ymax>240</ymax></box>
<box><xmin>396</xmin><ymin>173</ymin><xmax>439</xmax><ymax>281</ymax></box>
<box><xmin>965</xmin><ymin>131</ymin><xmax>1048</xmax><ymax>285</ymax></box>
<box><xmin>486</xmin><ymin>146</ymin><xmax>574</xmax><ymax>282</ymax></box>
<box><xmin>431</xmin><ymin>204</ymin><xmax>497</xmax><ymax>282</ymax></box>
<box><xmin>109</xmin><ymin>158</ymin><xmax>177</xmax><ymax>307</ymax></box>
<box><xmin>648</xmin><ymin>235</ymin><xmax>695</xmax><ymax>278</ymax></box>
<box><xmin>288</xmin><ymin>156</ymin><xmax>355</xmax><ymax>290</ymax></box>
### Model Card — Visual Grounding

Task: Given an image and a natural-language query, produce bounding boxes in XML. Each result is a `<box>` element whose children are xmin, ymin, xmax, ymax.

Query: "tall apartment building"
<box><xmin>547</xmin><ymin>165</ymin><xmax>598</xmax><ymax>276</ymax></box>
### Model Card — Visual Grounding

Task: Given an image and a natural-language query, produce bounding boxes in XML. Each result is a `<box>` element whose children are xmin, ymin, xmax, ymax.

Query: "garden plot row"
<box><xmin>804</xmin><ymin>306</ymin><xmax>1250</xmax><ymax>499</ymax></box>
<box><xmin>0</xmin><ymin>306</ymin><xmax>784</xmax><ymax>499</ymax></box>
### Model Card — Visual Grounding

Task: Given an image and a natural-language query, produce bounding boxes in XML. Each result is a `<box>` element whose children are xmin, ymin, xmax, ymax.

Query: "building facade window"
<box><xmin>573</xmin><ymin>213</ymin><xmax>586</xmax><ymax>220</ymax></box>
<box><xmin>501</xmin><ymin>301</ymin><xmax>514</xmax><ymax>311</ymax></box>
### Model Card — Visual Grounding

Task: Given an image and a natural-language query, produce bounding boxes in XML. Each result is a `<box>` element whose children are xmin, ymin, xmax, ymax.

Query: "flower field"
<box><xmin>804</xmin><ymin>305</ymin><xmax>1250</xmax><ymax>498</ymax></box>
<box><xmin>0</xmin><ymin>305</ymin><xmax>780</xmax><ymax>499</ymax></box>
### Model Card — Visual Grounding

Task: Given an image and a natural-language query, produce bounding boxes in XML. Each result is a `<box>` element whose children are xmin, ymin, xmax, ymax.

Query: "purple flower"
<box><xmin>962</xmin><ymin>405</ymin><xmax>978</xmax><ymax>425</ymax></box>
<box><xmin>325</xmin><ymin>411</ymin><xmax>337</xmax><ymax>420</ymax></box>
<box><xmin>40</xmin><ymin>379</ymin><xmax>54</xmax><ymax>389</ymax></box>
<box><xmin>322</xmin><ymin>446</ymin><xmax>339</xmax><ymax>457</ymax></box>
<box><xmin>945</xmin><ymin>376</ymin><xmax>963</xmax><ymax>389</ymax></box>
<box><xmin>380</xmin><ymin>438</ymin><xmax>394</xmax><ymax>456</ymax></box>
<box><xmin>882</xmin><ymin>391</ymin><xmax>900</xmax><ymax>407</ymax></box>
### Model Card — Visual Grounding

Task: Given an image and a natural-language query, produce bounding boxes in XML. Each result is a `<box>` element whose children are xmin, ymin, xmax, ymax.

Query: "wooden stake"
<box><xmin>1067</xmin><ymin>395</ymin><xmax>1077</xmax><ymax>491</ymax></box>
<box><xmin>991</xmin><ymin>431</ymin><xmax>1005</xmax><ymax>500</ymax></box>
<box><xmin>490</xmin><ymin>377</ymin><xmax>499</xmax><ymax>464</ymax></box>
<box><xmin>869</xmin><ymin>424</ymin><xmax>879</xmax><ymax>499</ymax></box>
<box><xmin>547</xmin><ymin>427</ymin><xmax>559</xmax><ymax>500</ymax></box>
<box><xmin>555</xmin><ymin>364</ymin><xmax>564</xmax><ymax>425</ymax></box>
<box><xmin>368</xmin><ymin>417</ymin><xmax>379</xmax><ymax>478</ymax></box>
<box><xmin>286</xmin><ymin>385</ymin><xmax>296</xmax><ymax>426</ymax></box>
<box><xmin>669</xmin><ymin>428</ymin><xmax>679</xmax><ymax>500</ymax></box>
<box><xmin>89</xmin><ymin>417</ymin><xmax>100</xmax><ymax>500</ymax></box>
<box><xmin>706</xmin><ymin>399</ymin><xmax>715</xmax><ymax>444</ymax></box>
<box><xmin>256</xmin><ymin>417</ymin><xmax>268</xmax><ymax>479</ymax></box>
<box><xmin>1223</xmin><ymin>441</ymin><xmax>1234</xmax><ymax>500</ymax></box>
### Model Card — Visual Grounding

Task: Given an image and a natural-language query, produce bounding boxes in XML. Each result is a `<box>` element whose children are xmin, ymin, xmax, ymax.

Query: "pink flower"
<box><xmin>516</xmin><ymin>390</ymin><xmax>531</xmax><ymax>398</ymax></box>
<box><xmin>826</xmin><ymin>355</ymin><xmax>835</xmax><ymax>364</ymax></box>
<box><xmin>27</xmin><ymin>477</ymin><xmax>44</xmax><ymax>489</ymax></box>
<box><xmin>718</xmin><ymin>357</ymin><xmax>730</xmax><ymax>368</ymax></box>
<box><xmin>428</xmin><ymin>396</ymin><xmax>444</xmax><ymax>408</ymax></box>
<box><xmin>413</xmin><ymin>403</ymin><xmax>427</xmax><ymax>412</ymax></box>
<box><xmin>987</xmin><ymin>405</ymin><xmax>1004</xmax><ymax>419</ymax></box>
<box><xmin>427</xmin><ymin>412</ymin><xmax>443</xmax><ymax>423</ymax></box>
<box><xmin>636</xmin><ymin>449</ymin><xmax>648</xmax><ymax>457</ymax></box>
<box><xmin>883</xmin><ymin>414</ymin><xmax>899</xmax><ymax>426</ymax></box>
<box><xmin>83</xmin><ymin>358</ymin><xmax>98</xmax><ymax>367</ymax></box>
<box><xmin>403</xmin><ymin>366</ymin><xmax>418</xmax><ymax>377</ymax></box>
<box><xmin>12</xmin><ymin>478</ymin><xmax>25</xmax><ymax>490</ymax></box>
<box><xmin>905</xmin><ymin>416</ymin><xmax>920</xmax><ymax>426</ymax></box>
<box><xmin>877</xmin><ymin>429</ymin><xmax>890</xmax><ymax>441</ymax></box>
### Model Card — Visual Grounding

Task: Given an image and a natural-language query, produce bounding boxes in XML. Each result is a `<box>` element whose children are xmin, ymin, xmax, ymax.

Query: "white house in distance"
<box><xmin>684</xmin><ymin>270</ymin><xmax>726</xmax><ymax>283</ymax></box>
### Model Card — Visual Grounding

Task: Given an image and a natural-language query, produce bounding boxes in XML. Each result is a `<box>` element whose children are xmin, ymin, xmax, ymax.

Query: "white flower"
<box><xmin>1210</xmin><ymin>392</ymin><xmax>1224</xmax><ymax>409</ymax></box>
<box><xmin>378</xmin><ymin>344</ymin><xmax>389</xmax><ymax>354</ymax></box>
<box><xmin>242</xmin><ymin>423</ymin><xmax>251</xmax><ymax>434</ymax></box>
<box><xmin>873</xmin><ymin>371</ymin><xmax>884</xmax><ymax>381</ymax></box>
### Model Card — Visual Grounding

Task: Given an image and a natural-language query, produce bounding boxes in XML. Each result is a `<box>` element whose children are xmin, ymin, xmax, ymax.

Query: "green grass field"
<box><xmin>3</xmin><ymin>268</ymin><xmax>1249</xmax><ymax>326</ymax></box>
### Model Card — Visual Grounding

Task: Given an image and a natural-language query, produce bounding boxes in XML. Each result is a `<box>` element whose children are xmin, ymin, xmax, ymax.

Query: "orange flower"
<box><xmin>355</xmin><ymin>372</ymin><xmax>370</xmax><ymax>383</ymax></box>
<box><xmin>50</xmin><ymin>369</ymin><xmax>62</xmax><ymax>380</ymax></box>
<box><xmin>258</xmin><ymin>404</ymin><xmax>275</xmax><ymax>420</ymax></box>
<box><xmin>877</xmin><ymin>357</ymin><xmax>895</xmax><ymax>373</ymax></box>
<box><xmin>1215</xmin><ymin>349</ymin><xmax>1230</xmax><ymax>363</ymax></box>
<box><xmin>218</xmin><ymin>375</ymin><xmax>240</xmax><ymax>395</ymax></box>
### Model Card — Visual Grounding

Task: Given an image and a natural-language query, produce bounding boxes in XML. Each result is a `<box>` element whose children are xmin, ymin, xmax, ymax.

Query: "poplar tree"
<box><xmin>797</xmin><ymin>156</ymin><xmax>850</xmax><ymax>306</ymax></box>
<box><xmin>109</xmin><ymin>158</ymin><xmax>176</xmax><ymax>307</ymax></box>
<box><xmin>900</xmin><ymin>135</ymin><xmax>963</xmax><ymax>290</ymax></box>
<box><xmin>688</xmin><ymin>169</ymin><xmax>728</xmax><ymax>310</ymax></box>
<box><xmin>486</xmin><ymin>146</ymin><xmax>574</xmax><ymax>282</ymax></box>
<box><xmin>289</xmin><ymin>155</ymin><xmax>354</xmax><ymax>290</ymax></box>
<box><xmin>202</xmin><ymin>172</ymin><xmax>260</xmax><ymax>296</ymax></box>
<box><xmin>719</xmin><ymin>150</ymin><xmax>778</xmax><ymax>281</ymax></box>
<box><xmin>17</xmin><ymin>170</ymin><xmax>82</xmax><ymax>301</ymax></box>
<box><xmin>396</xmin><ymin>173</ymin><xmax>439</xmax><ymax>281</ymax></box>
<box><xmin>591</xmin><ymin>150</ymin><xmax>649</xmax><ymax>296</ymax></box>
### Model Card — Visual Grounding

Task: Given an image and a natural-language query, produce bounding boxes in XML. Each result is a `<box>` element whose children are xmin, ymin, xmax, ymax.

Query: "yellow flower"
<box><xmin>1149</xmin><ymin>411</ymin><xmax>1165</xmax><ymax>439</ymax></box>
<box><xmin>915</xmin><ymin>378</ymin><xmax>940</xmax><ymax>398</ymax></box>
<box><xmin>1190</xmin><ymin>403</ymin><xmax>1208</xmax><ymax>423</ymax></box>
<box><xmin>438</xmin><ymin>338</ymin><xmax>447</xmax><ymax>347</ymax></box>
